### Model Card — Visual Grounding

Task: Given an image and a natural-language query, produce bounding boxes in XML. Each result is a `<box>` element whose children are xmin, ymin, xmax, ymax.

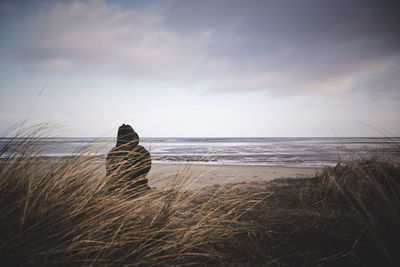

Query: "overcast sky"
<box><xmin>0</xmin><ymin>0</ymin><xmax>399</xmax><ymax>137</ymax></box>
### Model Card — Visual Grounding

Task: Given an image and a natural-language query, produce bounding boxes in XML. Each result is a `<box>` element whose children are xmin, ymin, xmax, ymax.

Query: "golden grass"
<box><xmin>0</xmin><ymin>126</ymin><xmax>265</xmax><ymax>266</ymax></box>
<box><xmin>1</xmin><ymin>126</ymin><xmax>400</xmax><ymax>266</ymax></box>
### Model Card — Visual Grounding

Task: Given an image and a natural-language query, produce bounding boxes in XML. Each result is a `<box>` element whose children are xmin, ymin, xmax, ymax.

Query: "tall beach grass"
<box><xmin>0</xmin><ymin>126</ymin><xmax>264</xmax><ymax>265</ymax></box>
<box><xmin>1</xmin><ymin>126</ymin><xmax>399</xmax><ymax>266</ymax></box>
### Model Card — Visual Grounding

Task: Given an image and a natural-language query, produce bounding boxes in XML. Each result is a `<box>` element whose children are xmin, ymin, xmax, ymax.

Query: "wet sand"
<box><xmin>147</xmin><ymin>163</ymin><xmax>322</xmax><ymax>189</ymax></box>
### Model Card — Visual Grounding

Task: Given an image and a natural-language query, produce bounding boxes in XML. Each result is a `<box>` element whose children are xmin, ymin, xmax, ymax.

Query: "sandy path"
<box><xmin>147</xmin><ymin>163</ymin><xmax>322</xmax><ymax>189</ymax></box>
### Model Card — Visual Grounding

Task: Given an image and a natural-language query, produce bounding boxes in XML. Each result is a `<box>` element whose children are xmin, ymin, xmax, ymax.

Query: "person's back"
<box><xmin>106</xmin><ymin>124</ymin><xmax>151</xmax><ymax>194</ymax></box>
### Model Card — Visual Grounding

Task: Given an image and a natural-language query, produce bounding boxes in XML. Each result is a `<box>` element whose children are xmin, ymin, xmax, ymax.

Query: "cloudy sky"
<box><xmin>0</xmin><ymin>0</ymin><xmax>399</xmax><ymax>137</ymax></box>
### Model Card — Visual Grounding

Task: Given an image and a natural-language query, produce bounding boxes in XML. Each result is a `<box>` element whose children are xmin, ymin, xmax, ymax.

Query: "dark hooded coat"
<box><xmin>106</xmin><ymin>124</ymin><xmax>151</xmax><ymax>192</ymax></box>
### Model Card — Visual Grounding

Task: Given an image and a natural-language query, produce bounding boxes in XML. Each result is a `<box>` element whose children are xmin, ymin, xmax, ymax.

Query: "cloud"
<box><xmin>161</xmin><ymin>0</ymin><xmax>400</xmax><ymax>96</ymax></box>
<box><xmin>351</xmin><ymin>60</ymin><xmax>400</xmax><ymax>101</ymax></box>
<box><xmin>12</xmin><ymin>1</ymin><xmax>202</xmax><ymax>79</ymax></box>
<box><xmin>6</xmin><ymin>0</ymin><xmax>400</xmax><ymax>99</ymax></box>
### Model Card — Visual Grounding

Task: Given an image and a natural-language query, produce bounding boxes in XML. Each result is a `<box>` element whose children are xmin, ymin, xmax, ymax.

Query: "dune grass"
<box><xmin>0</xmin><ymin>127</ymin><xmax>399</xmax><ymax>266</ymax></box>
<box><xmin>228</xmin><ymin>155</ymin><xmax>400</xmax><ymax>266</ymax></box>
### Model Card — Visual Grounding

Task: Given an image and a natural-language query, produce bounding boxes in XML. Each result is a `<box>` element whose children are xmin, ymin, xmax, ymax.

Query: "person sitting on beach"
<box><xmin>106</xmin><ymin>124</ymin><xmax>151</xmax><ymax>194</ymax></box>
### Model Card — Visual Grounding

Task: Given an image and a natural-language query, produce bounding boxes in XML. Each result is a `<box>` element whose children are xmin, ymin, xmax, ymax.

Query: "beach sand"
<box><xmin>147</xmin><ymin>163</ymin><xmax>322</xmax><ymax>189</ymax></box>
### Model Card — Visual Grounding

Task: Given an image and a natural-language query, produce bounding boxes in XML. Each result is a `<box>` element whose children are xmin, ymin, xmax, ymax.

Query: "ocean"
<box><xmin>1</xmin><ymin>137</ymin><xmax>399</xmax><ymax>167</ymax></box>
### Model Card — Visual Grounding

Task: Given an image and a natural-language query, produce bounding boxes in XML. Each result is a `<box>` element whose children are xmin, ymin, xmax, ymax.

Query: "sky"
<box><xmin>0</xmin><ymin>0</ymin><xmax>399</xmax><ymax>137</ymax></box>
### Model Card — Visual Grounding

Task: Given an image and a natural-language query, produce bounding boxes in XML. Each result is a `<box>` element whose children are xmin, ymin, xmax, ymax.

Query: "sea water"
<box><xmin>1</xmin><ymin>137</ymin><xmax>399</xmax><ymax>167</ymax></box>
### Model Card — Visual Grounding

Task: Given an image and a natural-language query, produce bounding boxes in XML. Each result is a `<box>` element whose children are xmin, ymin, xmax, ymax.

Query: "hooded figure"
<box><xmin>106</xmin><ymin>124</ymin><xmax>151</xmax><ymax>193</ymax></box>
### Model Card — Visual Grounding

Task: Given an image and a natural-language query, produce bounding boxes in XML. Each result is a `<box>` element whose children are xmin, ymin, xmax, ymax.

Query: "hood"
<box><xmin>116</xmin><ymin>124</ymin><xmax>139</xmax><ymax>147</ymax></box>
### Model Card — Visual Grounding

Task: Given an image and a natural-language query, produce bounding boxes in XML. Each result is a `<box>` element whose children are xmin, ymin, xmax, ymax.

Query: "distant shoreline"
<box><xmin>1</xmin><ymin>136</ymin><xmax>398</xmax><ymax>167</ymax></box>
<box><xmin>0</xmin><ymin>154</ymin><xmax>334</xmax><ymax>168</ymax></box>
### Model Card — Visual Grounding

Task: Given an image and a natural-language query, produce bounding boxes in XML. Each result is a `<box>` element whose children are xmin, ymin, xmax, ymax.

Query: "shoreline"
<box><xmin>152</xmin><ymin>160</ymin><xmax>333</xmax><ymax>168</ymax></box>
<box><xmin>1</xmin><ymin>160</ymin><xmax>324</xmax><ymax>190</ymax></box>
<box><xmin>148</xmin><ymin>162</ymin><xmax>323</xmax><ymax>189</ymax></box>
<box><xmin>2</xmin><ymin>154</ymin><xmax>335</xmax><ymax>168</ymax></box>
